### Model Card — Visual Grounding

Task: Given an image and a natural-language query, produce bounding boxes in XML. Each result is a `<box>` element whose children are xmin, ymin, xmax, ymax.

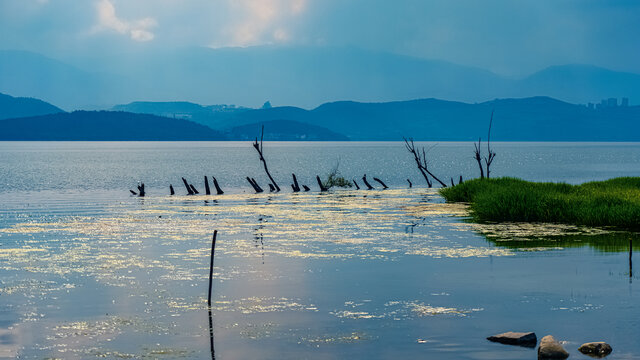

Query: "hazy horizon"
<box><xmin>2</xmin><ymin>0</ymin><xmax>639</xmax><ymax>76</ymax></box>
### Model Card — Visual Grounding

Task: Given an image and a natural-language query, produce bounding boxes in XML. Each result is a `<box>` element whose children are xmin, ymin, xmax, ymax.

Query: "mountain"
<box><xmin>0</xmin><ymin>50</ymin><xmax>132</xmax><ymax>110</ymax></box>
<box><xmin>0</xmin><ymin>111</ymin><xmax>227</xmax><ymax>140</ymax></box>
<box><xmin>199</xmin><ymin>96</ymin><xmax>640</xmax><ymax>141</ymax></box>
<box><xmin>519</xmin><ymin>64</ymin><xmax>640</xmax><ymax>104</ymax></box>
<box><xmin>228</xmin><ymin>119</ymin><xmax>349</xmax><ymax>141</ymax></box>
<box><xmin>0</xmin><ymin>92</ymin><xmax>63</xmax><ymax>120</ymax></box>
<box><xmin>112</xmin><ymin>101</ymin><xmax>251</xmax><ymax>127</ymax></box>
<box><xmin>4</xmin><ymin>47</ymin><xmax>640</xmax><ymax>110</ymax></box>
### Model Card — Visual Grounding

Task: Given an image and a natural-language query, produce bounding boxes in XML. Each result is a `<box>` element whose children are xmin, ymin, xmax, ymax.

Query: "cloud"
<box><xmin>93</xmin><ymin>0</ymin><xmax>157</xmax><ymax>42</ymax></box>
<box><xmin>216</xmin><ymin>0</ymin><xmax>307</xmax><ymax>47</ymax></box>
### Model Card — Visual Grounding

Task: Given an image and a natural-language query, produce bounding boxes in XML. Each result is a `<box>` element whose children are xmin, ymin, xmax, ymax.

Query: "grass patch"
<box><xmin>439</xmin><ymin>177</ymin><xmax>640</xmax><ymax>231</ymax></box>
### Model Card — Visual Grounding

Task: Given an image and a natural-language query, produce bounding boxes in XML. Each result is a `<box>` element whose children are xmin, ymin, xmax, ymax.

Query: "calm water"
<box><xmin>0</xmin><ymin>142</ymin><xmax>638</xmax><ymax>359</ymax></box>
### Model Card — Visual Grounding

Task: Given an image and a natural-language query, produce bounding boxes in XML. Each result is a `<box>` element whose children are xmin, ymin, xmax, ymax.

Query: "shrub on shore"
<box><xmin>440</xmin><ymin>177</ymin><xmax>640</xmax><ymax>230</ymax></box>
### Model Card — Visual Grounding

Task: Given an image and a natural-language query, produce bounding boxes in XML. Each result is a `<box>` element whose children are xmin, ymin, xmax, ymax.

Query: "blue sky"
<box><xmin>1</xmin><ymin>0</ymin><xmax>639</xmax><ymax>75</ymax></box>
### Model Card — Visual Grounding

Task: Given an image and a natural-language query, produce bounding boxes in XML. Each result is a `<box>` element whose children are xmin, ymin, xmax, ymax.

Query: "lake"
<box><xmin>0</xmin><ymin>141</ymin><xmax>638</xmax><ymax>359</ymax></box>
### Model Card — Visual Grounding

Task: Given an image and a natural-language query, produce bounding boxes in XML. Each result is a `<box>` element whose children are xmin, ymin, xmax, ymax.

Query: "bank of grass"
<box><xmin>439</xmin><ymin>177</ymin><xmax>640</xmax><ymax>231</ymax></box>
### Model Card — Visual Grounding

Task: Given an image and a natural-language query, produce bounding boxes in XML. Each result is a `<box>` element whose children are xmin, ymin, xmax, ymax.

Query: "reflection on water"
<box><xmin>0</xmin><ymin>188</ymin><xmax>637</xmax><ymax>359</ymax></box>
<box><xmin>1</xmin><ymin>141</ymin><xmax>640</xmax><ymax>359</ymax></box>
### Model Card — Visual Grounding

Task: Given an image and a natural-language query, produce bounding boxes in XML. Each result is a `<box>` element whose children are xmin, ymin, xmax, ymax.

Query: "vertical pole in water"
<box><xmin>630</xmin><ymin>238</ymin><xmax>633</xmax><ymax>280</ymax></box>
<box><xmin>208</xmin><ymin>230</ymin><xmax>217</xmax><ymax>307</ymax></box>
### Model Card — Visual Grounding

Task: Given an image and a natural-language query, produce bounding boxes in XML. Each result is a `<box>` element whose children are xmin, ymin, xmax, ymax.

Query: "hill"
<box><xmin>0</xmin><ymin>111</ymin><xmax>227</xmax><ymax>141</ymax></box>
<box><xmin>207</xmin><ymin>96</ymin><xmax>640</xmax><ymax>141</ymax></box>
<box><xmin>3</xmin><ymin>47</ymin><xmax>640</xmax><ymax>109</ymax></box>
<box><xmin>0</xmin><ymin>92</ymin><xmax>63</xmax><ymax>120</ymax></box>
<box><xmin>228</xmin><ymin>120</ymin><xmax>349</xmax><ymax>141</ymax></box>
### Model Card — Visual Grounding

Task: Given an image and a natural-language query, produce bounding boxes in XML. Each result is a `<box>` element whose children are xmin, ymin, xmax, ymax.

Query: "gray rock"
<box><xmin>538</xmin><ymin>335</ymin><xmax>569</xmax><ymax>359</ymax></box>
<box><xmin>578</xmin><ymin>342</ymin><xmax>612</xmax><ymax>357</ymax></box>
<box><xmin>487</xmin><ymin>331</ymin><xmax>537</xmax><ymax>347</ymax></box>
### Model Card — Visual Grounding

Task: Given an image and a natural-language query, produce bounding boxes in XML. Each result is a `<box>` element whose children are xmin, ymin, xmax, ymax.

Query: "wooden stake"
<box><xmin>208</xmin><ymin>230</ymin><xmax>217</xmax><ymax>307</ymax></box>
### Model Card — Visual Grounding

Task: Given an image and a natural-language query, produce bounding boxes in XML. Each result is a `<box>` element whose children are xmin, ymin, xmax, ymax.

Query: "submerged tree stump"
<box><xmin>137</xmin><ymin>183</ymin><xmax>145</xmax><ymax>197</ymax></box>
<box><xmin>204</xmin><ymin>176</ymin><xmax>211</xmax><ymax>195</ymax></box>
<box><xmin>302</xmin><ymin>185</ymin><xmax>310</xmax><ymax>192</ymax></box>
<box><xmin>407</xmin><ymin>179</ymin><xmax>412</xmax><ymax>188</ymax></box>
<box><xmin>170</xmin><ymin>184</ymin><xmax>175</xmax><ymax>195</ymax></box>
<box><xmin>317</xmin><ymin>175</ymin><xmax>328</xmax><ymax>192</ymax></box>
<box><xmin>212</xmin><ymin>177</ymin><xmax>224</xmax><ymax>195</ymax></box>
<box><xmin>362</xmin><ymin>174</ymin><xmax>374</xmax><ymax>190</ymax></box>
<box><xmin>190</xmin><ymin>184</ymin><xmax>199</xmax><ymax>194</ymax></box>
<box><xmin>373</xmin><ymin>177</ymin><xmax>388</xmax><ymax>189</ymax></box>
<box><xmin>353</xmin><ymin>179</ymin><xmax>360</xmax><ymax>190</ymax></box>
<box><xmin>292</xmin><ymin>174</ymin><xmax>301</xmax><ymax>192</ymax></box>
<box><xmin>247</xmin><ymin>177</ymin><xmax>264</xmax><ymax>193</ymax></box>
<box><xmin>182</xmin><ymin>177</ymin><xmax>194</xmax><ymax>195</ymax></box>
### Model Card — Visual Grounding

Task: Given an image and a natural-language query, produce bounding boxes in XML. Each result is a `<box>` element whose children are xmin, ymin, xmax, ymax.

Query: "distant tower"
<box><xmin>607</xmin><ymin>98</ymin><xmax>618</xmax><ymax>107</ymax></box>
<box><xmin>621</xmin><ymin>98</ymin><xmax>629</xmax><ymax>107</ymax></box>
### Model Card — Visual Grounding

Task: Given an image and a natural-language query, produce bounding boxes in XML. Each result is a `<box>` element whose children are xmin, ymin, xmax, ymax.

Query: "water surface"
<box><xmin>0</xmin><ymin>142</ymin><xmax>638</xmax><ymax>359</ymax></box>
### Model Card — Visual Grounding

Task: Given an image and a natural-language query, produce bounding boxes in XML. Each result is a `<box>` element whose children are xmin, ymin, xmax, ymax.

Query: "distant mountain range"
<box><xmin>0</xmin><ymin>92</ymin><xmax>63</xmax><ymax>120</ymax></box>
<box><xmin>1</xmin><ymin>47</ymin><xmax>639</xmax><ymax>110</ymax></box>
<box><xmin>2</xmin><ymin>91</ymin><xmax>640</xmax><ymax>141</ymax></box>
<box><xmin>0</xmin><ymin>111</ymin><xmax>227</xmax><ymax>140</ymax></box>
<box><xmin>113</xmin><ymin>96</ymin><xmax>640</xmax><ymax>141</ymax></box>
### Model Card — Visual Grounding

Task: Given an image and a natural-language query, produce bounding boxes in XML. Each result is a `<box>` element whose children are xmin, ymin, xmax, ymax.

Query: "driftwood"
<box><xmin>353</xmin><ymin>179</ymin><xmax>360</xmax><ymax>190</ymax></box>
<box><xmin>182</xmin><ymin>177</ymin><xmax>194</xmax><ymax>195</ymax></box>
<box><xmin>212</xmin><ymin>177</ymin><xmax>224</xmax><ymax>195</ymax></box>
<box><xmin>403</xmin><ymin>138</ymin><xmax>447</xmax><ymax>187</ymax></box>
<box><xmin>253</xmin><ymin>125</ymin><xmax>280</xmax><ymax>192</ymax></box>
<box><xmin>291</xmin><ymin>174</ymin><xmax>301</xmax><ymax>192</ymax></box>
<box><xmin>170</xmin><ymin>184</ymin><xmax>175</xmax><ymax>195</ymax></box>
<box><xmin>204</xmin><ymin>176</ymin><xmax>211</xmax><ymax>195</ymax></box>
<box><xmin>373</xmin><ymin>177</ymin><xmax>388</xmax><ymax>189</ymax></box>
<box><xmin>302</xmin><ymin>185</ymin><xmax>310</xmax><ymax>192</ymax></box>
<box><xmin>362</xmin><ymin>174</ymin><xmax>374</xmax><ymax>190</ymax></box>
<box><xmin>407</xmin><ymin>179</ymin><xmax>412</xmax><ymax>188</ymax></box>
<box><xmin>210</xmin><ymin>177</ymin><xmax>223</xmax><ymax>194</ymax></box>
<box><xmin>317</xmin><ymin>175</ymin><xmax>328</xmax><ymax>191</ymax></box>
<box><xmin>190</xmin><ymin>184</ymin><xmax>199</xmax><ymax>194</ymax></box>
<box><xmin>130</xmin><ymin>190</ymin><xmax>137</xmax><ymax>195</ymax></box>
<box><xmin>246</xmin><ymin>177</ymin><xmax>264</xmax><ymax>193</ymax></box>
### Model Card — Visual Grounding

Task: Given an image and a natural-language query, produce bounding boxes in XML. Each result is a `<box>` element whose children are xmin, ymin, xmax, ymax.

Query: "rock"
<box><xmin>578</xmin><ymin>342</ymin><xmax>612</xmax><ymax>357</ymax></box>
<box><xmin>538</xmin><ymin>335</ymin><xmax>569</xmax><ymax>359</ymax></box>
<box><xmin>487</xmin><ymin>331</ymin><xmax>537</xmax><ymax>347</ymax></box>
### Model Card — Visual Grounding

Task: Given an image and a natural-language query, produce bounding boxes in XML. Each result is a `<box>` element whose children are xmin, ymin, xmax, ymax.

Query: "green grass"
<box><xmin>439</xmin><ymin>177</ymin><xmax>640</xmax><ymax>230</ymax></box>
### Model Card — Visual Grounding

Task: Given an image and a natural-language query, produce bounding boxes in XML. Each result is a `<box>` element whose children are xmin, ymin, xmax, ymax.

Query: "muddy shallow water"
<box><xmin>0</xmin><ymin>142</ymin><xmax>638</xmax><ymax>359</ymax></box>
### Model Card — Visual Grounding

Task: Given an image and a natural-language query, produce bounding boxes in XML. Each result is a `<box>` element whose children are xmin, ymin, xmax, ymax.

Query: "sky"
<box><xmin>1</xmin><ymin>0</ymin><xmax>640</xmax><ymax>76</ymax></box>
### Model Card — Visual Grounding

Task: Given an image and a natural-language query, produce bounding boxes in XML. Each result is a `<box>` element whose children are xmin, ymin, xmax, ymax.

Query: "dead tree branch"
<box><xmin>484</xmin><ymin>110</ymin><xmax>496</xmax><ymax>178</ymax></box>
<box><xmin>473</xmin><ymin>138</ymin><xmax>485</xmax><ymax>179</ymax></box>
<box><xmin>253</xmin><ymin>125</ymin><xmax>280</xmax><ymax>192</ymax></box>
<box><xmin>403</xmin><ymin>138</ymin><xmax>447</xmax><ymax>187</ymax></box>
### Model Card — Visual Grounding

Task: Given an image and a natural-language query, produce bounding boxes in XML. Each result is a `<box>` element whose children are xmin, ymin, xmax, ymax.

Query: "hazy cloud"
<box><xmin>0</xmin><ymin>0</ymin><xmax>639</xmax><ymax>75</ymax></box>
<box><xmin>93</xmin><ymin>0</ymin><xmax>157</xmax><ymax>42</ymax></box>
<box><xmin>215</xmin><ymin>0</ymin><xmax>308</xmax><ymax>47</ymax></box>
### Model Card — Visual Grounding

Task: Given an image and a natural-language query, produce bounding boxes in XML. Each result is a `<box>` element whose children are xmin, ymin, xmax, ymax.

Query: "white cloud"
<box><xmin>93</xmin><ymin>0</ymin><xmax>157</xmax><ymax>42</ymax></box>
<box><xmin>216</xmin><ymin>0</ymin><xmax>307</xmax><ymax>47</ymax></box>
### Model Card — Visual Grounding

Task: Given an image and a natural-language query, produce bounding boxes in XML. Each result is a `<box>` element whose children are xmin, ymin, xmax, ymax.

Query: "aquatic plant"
<box><xmin>440</xmin><ymin>177</ymin><xmax>640</xmax><ymax>230</ymax></box>
<box><xmin>322</xmin><ymin>160</ymin><xmax>352</xmax><ymax>189</ymax></box>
